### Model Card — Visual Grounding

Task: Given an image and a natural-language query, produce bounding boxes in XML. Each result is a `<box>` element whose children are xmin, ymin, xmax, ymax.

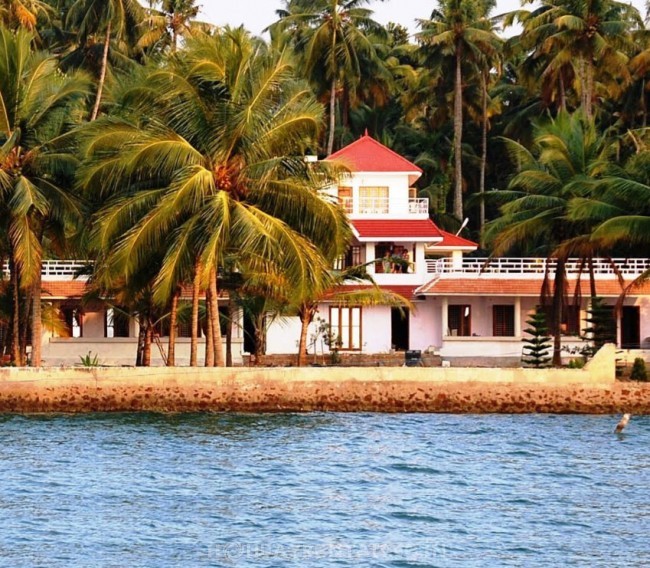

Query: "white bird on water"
<box><xmin>615</xmin><ymin>413</ymin><xmax>631</xmax><ymax>434</ymax></box>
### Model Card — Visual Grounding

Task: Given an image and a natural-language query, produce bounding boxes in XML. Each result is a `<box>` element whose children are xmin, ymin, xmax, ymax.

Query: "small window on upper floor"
<box><xmin>359</xmin><ymin>186</ymin><xmax>388</xmax><ymax>214</ymax></box>
<box><xmin>338</xmin><ymin>186</ymin><xmax>353</xmax><ymax>214</ymax></box>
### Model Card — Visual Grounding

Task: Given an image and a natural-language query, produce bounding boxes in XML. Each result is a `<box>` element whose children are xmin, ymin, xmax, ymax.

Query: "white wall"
<box><xmin>409</xmin><ymin>300</ymin><xmax>440</xmax><ymax>351</ymax></box>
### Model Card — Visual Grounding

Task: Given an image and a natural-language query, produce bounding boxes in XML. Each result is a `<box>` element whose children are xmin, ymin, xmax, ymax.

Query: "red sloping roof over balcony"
<box><xmin>351</xmin><ymin>219</ymin><xmax>443</xmax><ymax>242</ymax></box>
<box><xmin>327</xmin><ymin>134</ymin><xmax>422</xmax><ymax>181</ymax></box>
<box><xmin>429</xmin><ymin>230</ymin><xmax>478</xmax><ymax>250</ymax></box>
<box><xmin>416</xmin><ymin>277</ymin><xmax>650</xmax><ymax>297</ymax></box>
<box><xmin>324</xmin><ymin>284</ymin><xmax>420</xmax><ymax>301</ymax></box>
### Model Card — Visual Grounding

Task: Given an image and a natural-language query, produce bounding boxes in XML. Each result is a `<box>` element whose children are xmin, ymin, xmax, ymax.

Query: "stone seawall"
<box><xmin>1</xmin><ymin>345</ymin><xmax>647</xmax><ymax>414</ymax></box>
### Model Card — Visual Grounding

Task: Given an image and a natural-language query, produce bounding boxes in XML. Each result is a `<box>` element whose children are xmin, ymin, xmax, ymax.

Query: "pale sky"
<box><xmin>197</xmin><ymin>0</ymin><xmax>648</xmax><ymax>36</ymax></box>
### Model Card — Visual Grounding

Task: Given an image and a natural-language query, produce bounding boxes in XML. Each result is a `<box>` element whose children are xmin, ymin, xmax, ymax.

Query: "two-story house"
<box><xmin>265</xmin><ymin>134</ymin><xmax>650</xmax><ymax>365</ymax></box>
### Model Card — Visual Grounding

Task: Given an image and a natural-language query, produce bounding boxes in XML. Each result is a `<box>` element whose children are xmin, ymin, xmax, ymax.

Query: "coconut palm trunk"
<box><xmin>204</xmin><ymin>289</ymin><xmax>214</xmax><ymax>366</ymax></box>
<box><xmin>30</xmin><ymin>265</ymin><xmax>42</xmax><ymax>366</ymax></box>
<box><xmin>297</xmin><ymin>303</ymin><xmax>316</xmax><ymax>367</ymax></box>
<box><xmin>10</xmin><ymin>259</ymin><xmax>21</xmax><ymax>365</ymax></box>
<box><xmin>226</xmin><ymin>296</ymin><xmax>234</xmax><ymax>367</ymax></box>
<box><xmin>190</xmin><ymin>258</ymin><xmax>201</xmax><ymax>366</ymax></box>
<box><xmin>479</xmin><ymin>72</ymin><xmax>488</xmax><ymax>237</ymax></box>
<box><xmin>209</xmin><ymin>266</ymin><xmax>224</xmax><ymax>367</ymax></box>
<box><xmin>327</xmin><ymin>77</ymin><xmax>337</xmax><ymax>156</ymax></box>
<box><xmin>166</xmin><ymin>288</ymin><xmax>180</xmax><ymax>366</ymax></box>
<box><xmin>91</xmin><ymin>20</ymin><xmax>111</xmax><ymax>121</ymax></box>
<box><xmin>143</xmin><ymin>321</ymin><xmax>152</xmax><ymax>366</ymax></box>
<box><xmin>551</xmin><ymin>257</ymin><xmax>567</xmax><ymax>367</ymax></box>
<box><xmin>453</xmin><ymin>44</ymin><xmax>464</xmax><ymax>221</ymax></box>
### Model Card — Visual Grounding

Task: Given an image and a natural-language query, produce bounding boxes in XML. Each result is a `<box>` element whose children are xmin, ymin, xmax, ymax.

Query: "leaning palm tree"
<box><xmin>66</xmin><ymin>0</ymin><xmax>144</xmax><ymax>120</ymax></box>
<box><xmin>417</xmin><ymin>0</ymin><xmax>502</xmax><ymax>221</ymax></box>
<box><xmin>0</xmin><ymin>26</ymin><xmax>90</xmax><ymax>365</ymax></box>
<box><xmin>78</xmin><ymin>29</ymin><xmax>349</xmax><ymax>367</ymax></box>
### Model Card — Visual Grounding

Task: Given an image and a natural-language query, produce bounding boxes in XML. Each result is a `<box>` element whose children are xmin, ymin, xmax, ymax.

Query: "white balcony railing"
<box><xmin>2</xmin><ymin>260</ymin><xmax>91</xmax><ymax>279</ymax></box>
<box><xmin>358</xmin><ymin>197</ymin><xmax>389</xmax><ymax>214</ymax></box>
<box><xmin>408</xmin><ymin>198</ymin><xmax>429</xmax><ymax>214</ymax></box>
<box><xmin>426</xmin><ymin>257</ymin><xmax>650</xmax><ymax>277</ymax></box>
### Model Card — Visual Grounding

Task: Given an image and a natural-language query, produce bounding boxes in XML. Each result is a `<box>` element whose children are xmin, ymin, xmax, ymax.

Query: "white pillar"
<box><xmin>451</xmin><ymin>250</ymin><xmax>463</xmax><ymax>270</ymax></box>
<box><xmin>442</xmin><ymin>297</ymin><xmax>449</xmax><ymax>338</ymax></box>
<box><xmin>514</xmin><ymin>297</ymin><xmax>522</xmax><ymax>338</ymax></box>
<box><xmin>366</xmin><ymin>242</ymin><xmax>376</xmax><ymax>274</ymax></box>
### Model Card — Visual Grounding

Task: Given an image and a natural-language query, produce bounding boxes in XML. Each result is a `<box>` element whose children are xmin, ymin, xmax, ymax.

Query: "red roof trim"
<box><xmin>415</xmin><ymin>277</ymin><xmax>650</xmax><ymax>297</ymax></box>
<box><xmin>351</xmin><ymin>219</ymin><xmax>443</xmax><ymax>241</ymax></box>
<box><xmin>430</xmin><ymin>230</ymin><xmax>478</xmax><ymax>249</ymax></box>
<box><xmin>327</xmin><ymin>135</ymin><xmax>423</xmax><ymax>174</ymax></box>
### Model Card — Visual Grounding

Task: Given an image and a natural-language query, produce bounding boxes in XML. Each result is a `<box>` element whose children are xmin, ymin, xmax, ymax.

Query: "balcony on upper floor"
<box><xmin>339</xmin><ymin>196</ymin><xmax>430</xmax><ymax>218</ymax></box>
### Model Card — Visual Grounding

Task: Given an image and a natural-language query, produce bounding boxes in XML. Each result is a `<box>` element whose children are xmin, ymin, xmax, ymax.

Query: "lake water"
<box><xmin>0</xmin><ymin>413</ymin><xmax>648</xmax><ymax>567</ymax></box>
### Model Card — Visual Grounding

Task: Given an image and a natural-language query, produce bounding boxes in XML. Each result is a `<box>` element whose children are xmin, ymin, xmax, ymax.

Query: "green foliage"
<box><xmin>522</xmin><ymin>306</ymin><xmax>552</xmax><ymax>368</ymax></box>
<box><xmin>79</xmin><ymin>351</ymin><xmax>100</xmax><ymax>367</ymax></box>
<box><xmin>630</xmin><ymin>357</ymin><xmax>648</xmax><ymax>381</ymax></box>
<box><xmin>582</xmin><ymin>297</ymin><xmax>616</xmax><ymax>358</ymax></box>
<box><xmin>567</xmin><ymin>358</ymin><xmax>586</xmax><ymax>369</ymax></box>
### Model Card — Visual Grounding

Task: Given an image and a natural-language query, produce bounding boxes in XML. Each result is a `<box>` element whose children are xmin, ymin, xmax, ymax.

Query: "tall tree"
<box><xmin>506</xmin><ymin>0</ymin><xmax>641</xmax><ymax>118</ymax></box>
<box><xmin>78</xmin><ymin>29</ymin><xmax>349</xmax><ymax>366</ymax></box>
<box><xmin>66</xmin><ymin>0</ymin><xmax>144</xmax><ymax>120</ymax></box>
<box><xmin>0</xmin><ymin>26</ymin><xmax>89</xmax><ymax>365</ymax></box>
<box><xmin>417</xmin><ymin>0</ymin><xmax>501</xmax><ymax>221</ymax></box>
<box><xmin>485</xmin><ymin>112</ymin><xmax>613</xmax><ymax>366</ymax></box>
<box><xmin>270</xmin><ymin>0</ymin><xmax>388</xmax><ymax>155</ymax></box>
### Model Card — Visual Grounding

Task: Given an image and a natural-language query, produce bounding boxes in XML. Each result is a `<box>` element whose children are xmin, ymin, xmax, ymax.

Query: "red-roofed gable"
<box><xmin>351</xmin><ymin>219</ymin><xmax>443</xmax><ymax>242</ymax></box>
<box><xmin>328</xmin><ymin>135</ymin><xmax>422</xmax><ymax>182</ymax></box>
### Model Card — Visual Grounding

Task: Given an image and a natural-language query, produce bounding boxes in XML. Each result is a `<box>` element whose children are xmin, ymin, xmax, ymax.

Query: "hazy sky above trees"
<box><xmin>197</xmin><ymin>0</ymin><xmax>648</xmax><ymax>36</ymax></box>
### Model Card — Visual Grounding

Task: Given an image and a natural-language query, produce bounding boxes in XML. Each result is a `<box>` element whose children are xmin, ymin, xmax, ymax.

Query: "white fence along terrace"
<box><xmin>2</xmin><ymin>260</ymin><xmax>92</xmax><ymax>281</ymax></box>
<box><xmin>426</xmin><ymin>257</ymin><xmax>650</xmax><ymax>278</ymax></box>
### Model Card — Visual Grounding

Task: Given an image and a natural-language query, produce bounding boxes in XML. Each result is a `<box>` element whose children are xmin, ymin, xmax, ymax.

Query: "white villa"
<box><xmin>35</xmin><ymin>135</ymin><xmax>650</xmax><ymax>366</ymax></box>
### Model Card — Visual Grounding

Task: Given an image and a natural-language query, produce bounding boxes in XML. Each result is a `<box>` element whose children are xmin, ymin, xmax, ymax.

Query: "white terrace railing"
<box><xmin>408</xmin><ymin>198</ymin><xmax>429</xmax><ymax>214</ymax></box>
<box><xmin>426</xmin><ymin>257</ymin><xmax>650</xmax><ymax>278</ymax></box>
<box><xmin>2</xmin><ymin>260</ymin><xmax>91</xmax><ymax>280</ymax></box>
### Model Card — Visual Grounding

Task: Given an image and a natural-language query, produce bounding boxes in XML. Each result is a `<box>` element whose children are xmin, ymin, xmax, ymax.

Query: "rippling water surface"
<box><xmin>0</xmin><ymin>413</ymin><xmax>648</xmax><ymax>567</ymax></box>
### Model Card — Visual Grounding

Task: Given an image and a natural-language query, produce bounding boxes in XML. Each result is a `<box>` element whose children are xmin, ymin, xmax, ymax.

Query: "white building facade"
<box><xmin>31</xmin><ymin>135</ymin><xmax>650</xmax><ymax>366</ymax></box>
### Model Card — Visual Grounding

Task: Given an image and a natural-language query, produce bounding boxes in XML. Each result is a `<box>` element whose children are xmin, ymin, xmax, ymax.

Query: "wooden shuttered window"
<box><xmin>493</xmin><ymin>305</ymin><xmax>515</xmax><ymax>337</ymax></box>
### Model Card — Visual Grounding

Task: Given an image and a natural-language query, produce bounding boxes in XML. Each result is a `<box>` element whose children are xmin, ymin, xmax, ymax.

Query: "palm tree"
<box><xmin>417</xmin><ymin>0</ymin><xmax>502</xmax><ymax>221</ymax></box>
<box><xmin>139</xmin><ymin>0</ymin><xmax>207</xmax><ymax>54</ymax></box>
<box><xmin>0</xmin><ymin>0</ymin><xmax>53</xmax><ymax>31</ymax></box>
<box><xmin>270</xmin><ymin>0</ymin><xmax>388</xmax><ymax>155</ymax></box>
<box><xmin>506</xmin><ymin>0</ymin><xmax>641</xmax><ymax>119</ymax></box>
<box><xmin>77</xmin><ymin>29</ymin><xmax>349</xmax><ymax>366</ymax></box>
<box><xmin>66</xmin><ymin>0</ymin><xmax>144</xmax><ymax>120</ymax></box>
<box><xmin>0</xmin><ymin>26</ymin><xmax>90</xmax><ymax>365</ymax></box>
<box><xmin>484</xmin><ymin>111</ymin><xmax>613</xmax><ymax>366</ymax></box>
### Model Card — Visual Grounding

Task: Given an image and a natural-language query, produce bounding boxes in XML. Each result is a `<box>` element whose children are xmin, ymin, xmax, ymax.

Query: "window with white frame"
<box><xmin>359</xmin><ymin>186</ymin><xmax>388</xmax><ymax>214</ymax></box>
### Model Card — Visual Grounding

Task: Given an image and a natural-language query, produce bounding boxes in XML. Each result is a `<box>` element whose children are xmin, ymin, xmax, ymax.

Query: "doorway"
<box><xmin>391</xmin><ymin>308</ymin><xmax>410</xmax><ymax>351</ymax></box>
<box><xmin>621</xmin><ymin>306</ymin><xmax>640</xmax><ymax>348</ymax></box>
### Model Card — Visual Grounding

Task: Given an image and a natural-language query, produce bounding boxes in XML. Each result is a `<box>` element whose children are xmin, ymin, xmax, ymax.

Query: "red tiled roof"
<box><xmin>416</xmin><ymin>277</ymin><xmax>650</xmax><ymax>297</ymax></box>
<box><xmin>40</xmin><ymin>281</ymin><xmax>230</xmax><ymax>300</ymax></box>
<box><xmin>324</xmin><ymin>284</ymin><xmax>420</xmax><ymax>301</ymax></box>
<box><xmin>351</xmin><ymin>219</ymin><xmax>443</xmax><ymax>241</ymax></box>
<box><xmin>328</xmin><ymin>135</ymin><xmax>422</xmax><ymax>177</ymax></box>
<box><xmin>42</xmin><ymin>281</ymin><xmax>88</xmax><ymax>298</ymax></box>
<box><xmin>429</xmin><ymin>230</ymin><xmax>478</xmax><ymax>250</ymax></box>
